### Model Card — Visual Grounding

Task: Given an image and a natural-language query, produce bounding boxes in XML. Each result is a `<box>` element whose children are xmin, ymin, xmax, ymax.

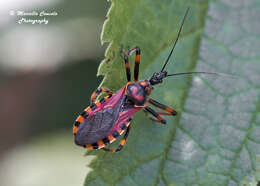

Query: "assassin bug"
<box><xmin>73</xmin><ymin>8</ymin><xmax>222</xmax><ymax>152</ymax></box>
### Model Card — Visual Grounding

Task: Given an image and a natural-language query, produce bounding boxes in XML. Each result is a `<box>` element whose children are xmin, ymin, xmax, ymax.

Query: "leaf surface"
<box><xmin>85</xmin><ymin>0</ymin><xmax>260</xmax><ymax>185</ymax></box>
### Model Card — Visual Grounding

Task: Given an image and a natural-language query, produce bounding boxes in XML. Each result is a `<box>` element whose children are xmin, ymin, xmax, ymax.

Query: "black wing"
<box><xmin>75</xmin><ymin>96</ymin><xmax>125</xmax><ymax>145</ymax></box>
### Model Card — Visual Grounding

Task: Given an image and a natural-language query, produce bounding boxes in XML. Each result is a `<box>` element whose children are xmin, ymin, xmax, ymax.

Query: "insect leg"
<box><xmin>144</xmin><ymin>106</ymin><xmax>166</xmax><ymax>124</ymax></box>
<box><xmin>128</xmin><ymin>46</ymin><xmax>141</xmax><ymax>81</ymax></box>
<box><xmin>148</xmin><ymin>98</ymin><xmax>177</xmax><ymax>116</ymax></box>
<box><xmin>122</xmin><ymin>51</ymin><xmax>131</xmax><ymax>82</ymax></box>
<box><xmin>90</xmin><ymin>87</ymin><xmax>113</xmax><ymax>103</ymax></box>
<box><xmin>102</xmin><ymin>125</ymin><xmax>131</xmax><ymax>152</ymax></box>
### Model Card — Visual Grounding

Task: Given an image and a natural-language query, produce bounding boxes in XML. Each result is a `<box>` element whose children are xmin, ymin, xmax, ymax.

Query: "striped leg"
<box><xmin>144</xmin><ymin>106</ymin><xmax>166</xmax><ymax>124</ymax></box>
<box><xmin>148</xmin><ymin>98</ymin><xmax>177</xmax><ymax>116</ymax></box>
<box><xmin>122</xmin><ymin>51</ymin><xmax>131</xmax><ymax>82</ymax></box>
<box><xmin>102</xmin><ymin>125</ymin><xmax>131</xmax><ymax>152</ymax></box>
<box><xmin>90</xmin><ymin>87</ymin><xmax>112</xmax><ymax>103</ymax></box>
<box><xmin>128</xmin><ymin>46</ymin><xmax>141</xmax><ymax>81</ymax></box>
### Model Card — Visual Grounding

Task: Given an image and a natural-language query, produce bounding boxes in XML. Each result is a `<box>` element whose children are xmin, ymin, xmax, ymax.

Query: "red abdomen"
<box><xmin>73</xmin><ymin>86</ymin><xmax>141</xmax><ymax>149</ymax></box>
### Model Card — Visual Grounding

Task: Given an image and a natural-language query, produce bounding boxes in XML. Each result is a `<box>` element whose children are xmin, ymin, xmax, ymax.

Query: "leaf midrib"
<box><xmin>156</xmin><ymin>3</ymin><xmax>210</xmax><ymax>185</ymax></box>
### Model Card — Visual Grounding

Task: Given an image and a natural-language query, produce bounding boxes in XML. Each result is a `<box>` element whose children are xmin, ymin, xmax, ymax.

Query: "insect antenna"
<box><xmin>161</xmin><ymin>7</ymin><xmax>190</xmax><ymax>72</ymax></box>
<box><xmin>167</xmin><ymin>71</ymin><xmax>236</xmax><ymax>78</ymax></box>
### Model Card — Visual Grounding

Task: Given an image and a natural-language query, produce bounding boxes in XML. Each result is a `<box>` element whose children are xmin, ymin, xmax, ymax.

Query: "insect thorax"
<box><xmin>125</xmin><ymin>81</ymin><xmax>150</xmax><ymax>107</ymax></box>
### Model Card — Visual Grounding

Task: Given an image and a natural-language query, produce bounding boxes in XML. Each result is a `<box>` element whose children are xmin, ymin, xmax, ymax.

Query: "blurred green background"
<box><xmin>0</xmin><ymin>1</ymin><xmax>109</xmax><ymax>185</ymax></box>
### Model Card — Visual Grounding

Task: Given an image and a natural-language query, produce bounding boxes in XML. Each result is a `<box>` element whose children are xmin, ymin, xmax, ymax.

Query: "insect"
<box><xmin>73</xmin><ymin>8</ymin><xmax>221</xmax><ymax>152</ymax></box>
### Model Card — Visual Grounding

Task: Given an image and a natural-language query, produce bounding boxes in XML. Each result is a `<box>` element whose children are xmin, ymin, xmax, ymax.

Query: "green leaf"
<box><xmin>84</xmin><ymin>0</ymin><xmax>260</xmax><ymax>185</ymax></box>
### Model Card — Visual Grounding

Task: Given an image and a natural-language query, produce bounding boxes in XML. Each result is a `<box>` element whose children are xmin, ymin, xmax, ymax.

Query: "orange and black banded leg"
<box><xmin>122</xmin><ymin>52</ymin><xmax>131</xmax><ymax>82</ymax></box>
<box><xmin>144</xmin><ymin>106</ymin><xmax>166</xmax><ymax>124</ymax></box>
<box><xmin>102</xmin><ymin>125</ymin><xmax>131</xmax><ymax>152</ymax></box>
<box><xmin>148</xmin><ymin>98</ymin><xmax>177</xmax><ymax>116</ymax></box>
<box><xmin>128</xmin><ymin>46</ymin><xmax>141</xmax><ymax>81</ymax></box>
<box><xmin>90</xmin><ymin>87</ymin><xmax>113</xmax><ymax>103</ymax></box>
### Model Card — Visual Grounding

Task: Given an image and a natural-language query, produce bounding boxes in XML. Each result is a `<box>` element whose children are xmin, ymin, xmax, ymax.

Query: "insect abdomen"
<box><xmin>74</xmin><ymin>99</ymin><xmax>123</xmax><ymax>145</ymax></box>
